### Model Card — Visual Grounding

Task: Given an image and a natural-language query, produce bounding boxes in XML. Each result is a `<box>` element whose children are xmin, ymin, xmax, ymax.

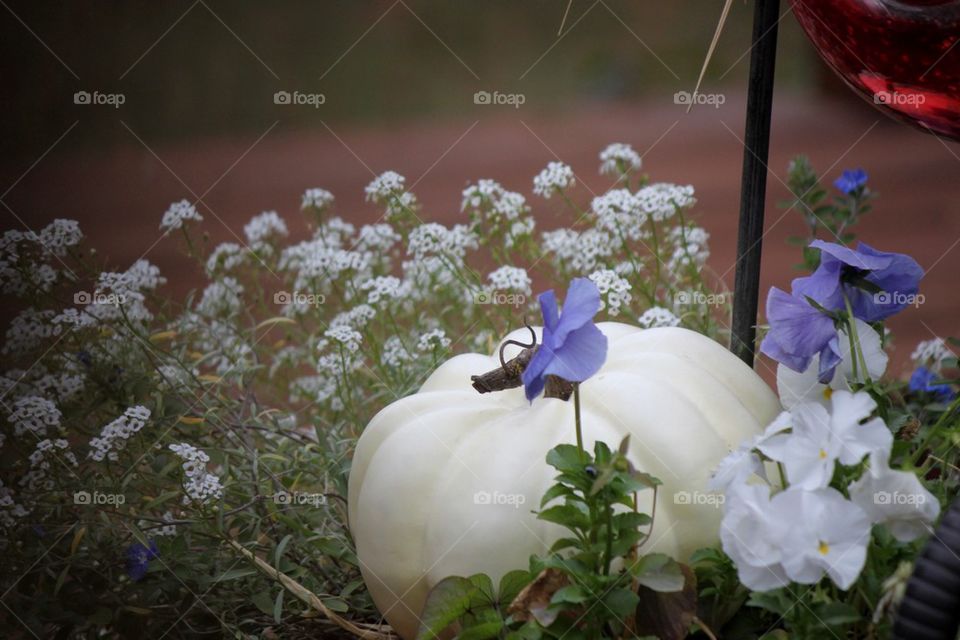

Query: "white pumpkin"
<box><xmin>348</xmin><ymin>322</ymin><xmax>780</xmax><ymax>639</ymax></box>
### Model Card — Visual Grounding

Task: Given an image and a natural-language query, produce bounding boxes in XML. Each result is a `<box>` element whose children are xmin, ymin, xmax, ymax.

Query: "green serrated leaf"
<box><xmin>416</xmin><ymin>576</ymin><xmax>476</xmax><ymax>640</ymax></box>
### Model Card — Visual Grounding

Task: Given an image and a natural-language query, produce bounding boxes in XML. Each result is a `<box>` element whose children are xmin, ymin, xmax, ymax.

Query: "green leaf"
<box><xmin>273</xmin><ymin>589</ymin><xmax>284</xmax><ymax>624</ymax></box>
<box><xmin>537</xmin><ymin>504</ymin><xmax>589</xmax><ymax>531</ymax></box>
<box><xmin>498</xmin><ymin>570</ymin><xmax>533</xmax><ymax>607</ymax></box>
<box><xmin>252</xmin><ymin>590</ymin><xmax>274</xmax><ymax>616</ymax></box>
<box><xmin>546</xmin><ymin>445</ymin><xmax>586</xmax><ymax>474</ymax></box>
<box><xmin>814</xmin><ymin>602</ymin><xmax>861</xmax><ymax>626</ymax></box>
<box><xmin>458</xmin><ymin>620</ymin><xmax>503</xmax><ymax>640</ymax></box>
<box><xmin>604</xmin><ymin>587</ymin><xmax>640</xmax><ymax>619</ymax></box>
<box><xmin>550</xmin><ymin>585</ymin><xmax>589</xmax><ymax>605</ymax></box>
<box><xmin>416</xmin><ymin>576</ymin><xmax>476</xmax><ymax>640</ymax></box>
<box><xmin>633</xmin><ymin>553</ymin><xmax>684</xmax><ymax>592</ymax></box>
<box><xmin>540</xmin><ymin>483</ymin><xmax>574</xmax><ymax>507</ymax></box>
<box><xmin>275</xmin><ymin>534</ymin><xmax>293</xmax><ymax>569</ymax></box>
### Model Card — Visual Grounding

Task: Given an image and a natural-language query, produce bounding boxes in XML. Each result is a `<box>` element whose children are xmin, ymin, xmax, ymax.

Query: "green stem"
<box><xmin>573</xmin><ymin>383</ymin><xmax>585</xmax><ymax>461</ymax></box>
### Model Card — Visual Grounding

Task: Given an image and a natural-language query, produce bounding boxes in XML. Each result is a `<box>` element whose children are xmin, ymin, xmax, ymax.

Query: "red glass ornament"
<box><xmin>791</xmin><ymin>0</ymin><xmax>960</xmax><ymax>140</ymax></box>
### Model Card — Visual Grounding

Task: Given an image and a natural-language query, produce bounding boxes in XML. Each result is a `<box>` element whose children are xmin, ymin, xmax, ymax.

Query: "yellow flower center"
<box><xmin>818</xmin><ymin>541</ymin><xmax>830</xmax><ymax>555</ymax></box>
<box><xmin>819</xmin><ymin>448</ymin><xmax>828</xmax><ymax>460</ymax></box>
<box><xmin>822</xmin><ymin>387</ymin><xmax>833</xmax><ymax>401</ymax></box>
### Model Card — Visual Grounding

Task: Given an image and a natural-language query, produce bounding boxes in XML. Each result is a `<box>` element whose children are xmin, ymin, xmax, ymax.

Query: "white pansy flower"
<box><xmin>719</xmin><ymin>484</ymin><xmax>791</xmax><ymax>591</ymax></box>
<box><xmin>532</xmin><ymin>162</ymin><xmax>575</xmax><ymax>199</ymax></box>
<box><xmin>773</xmin><ymin>487</ymin><xmax>871</xmax><ymax>589</ymax></box>
<box><xmin>777</xmin><ymin>320</ymin><xmax>887</xmax><ymax>409</ymax></box>
<box><xmin>759</xmin><ymin>391</ymin><xmax>892</xmax><ymax>490</ymax></box>
<box><xmin>849</xmin><ymin>450</ymin><xmax>940</xmax><ymax>542</ymax></box>
<box><xmin>160</xmin><ymin>199</ymin><xmax>203</xmax><ymax>232</ymax></box>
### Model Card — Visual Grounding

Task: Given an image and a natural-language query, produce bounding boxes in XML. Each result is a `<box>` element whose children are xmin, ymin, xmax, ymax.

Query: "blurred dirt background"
<box><xmin>1</xmin><ymin>0</ymin><xmax>958</xmax><ymax>382</ymax></box>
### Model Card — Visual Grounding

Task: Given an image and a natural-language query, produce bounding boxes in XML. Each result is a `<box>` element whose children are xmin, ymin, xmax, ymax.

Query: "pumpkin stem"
<box><xmin>471</xmin><ymin>324</ymin><xmax>575</xmax><ymax>399</ymax></box>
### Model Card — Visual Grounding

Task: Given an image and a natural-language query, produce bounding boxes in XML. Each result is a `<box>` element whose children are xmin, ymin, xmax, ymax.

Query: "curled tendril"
<box><xmin>499</xmin><ymin>322</ymin><xmax>537</xmax><ymax>369</ymax></box>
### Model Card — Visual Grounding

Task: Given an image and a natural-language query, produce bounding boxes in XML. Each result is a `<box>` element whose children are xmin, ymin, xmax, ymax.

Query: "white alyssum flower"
<box><xmin>588</xmin><ymin>269</ymin><xmax>632</xmax><ymax>316</ymax></box>
<box><xmin>3</xmin><ymin>308</ymin><xmax>58</xmax><ymax>355</ymax></box>
<box><xmin>325</xmin><ymin>325</ymin><xmax>362</xmax><ymax>353</ymax></box>
<box><xmin>160</xmin><ymin>200</ymin><xmax>203</xmax><ymax>232</ymax></box>
<box><xmin>356</xmin><ymin>223</ymin><xmax>400</xmax><ymax>253</ymax></box>
<box><xmin>382</xmin><ymin>336</ymin><xmax>412</xmax><ymax>368</ymax></box>
<box><xmin>361</xmin><ymin>276</ymin><xmax>409</xmax><ymax>305</ymax></box>
<box><xmin>848</xmin><ymin>450</ymin><xmax>940</xmax><ymax>542</ymax></box>
<box><xmin>592</xmin><ymin>189</ymin><xmax>647</xmax><ymax>241</ymax></box>
<box><xmin>365</xmin><ymin>171</ymin><xmax>418</xmax><ymax>218</ymax></box>
<box><xmin>6</xmin><ymin>396</ymin><xmax>62</xmax><ymax>437</ymax></box>
<box><xmin>777</xmin><ymin>320</ymin><xmax>888</xmax><ymax>410</ymax></box>
<box><xmin>169</xmin><ymin>442</ymin><xmax>224</xmax><ymax>505</ymax></box>
<box><xmin>38</xmin><ymin>219</ymin><xmax>83</xmax><ymax>257</ymax></box>
<box><xmin>139</xmin><ymin>510</ymin><xmax>178</xmax><ymax>537</ymax></box>
<box><xmin>759</xmin><ymin>391</ymin><xmax>892</xmax><ymax>490</ymax></box>
<box><xmin>667</xmin><ymin>225</ymin><xmax>711</xmax><ymax>272</ymax></box>
<box><xmin>417</xmin><ymin>329</ymin><xmax>451</xmax><ymax>352</ymax></box>
<box><xmin>462</xmin><ymin>180</ymin><xmax>529</xmax><ymax>227</ymax></box>
<box><xmin>505</xmin><ymin>216</ymin><xmax>535</xmax><ymax>248</ymax></box>
<box><xmin>461</xmin><ymin>179</ymin><xmax>504</xmax><ymax>212</ymax></box>
<box><xmin>408</xmin><ymin>223</ymin><xmax>478</xmax><ymax>262</ymax></box>
<box><xmin>205</xmin><ymin>242</ymin><xmax>246</xmax><ymax>276</ymax></box>
<box><xmin>487</xmin><ymin>266</ymin><xmax>532</xmax><ymax>295</ymax></box>
<box><xmin>302</xmin><ymin>188</ymin><xmax>335</xmax><ymax>211</ymax></box>
<box><xmin>196</xmin><ymin>278</ymin><xmax>244</xmax><ymax>318</ymax></box>
<box><xmin>598</xmin><ymin>143</ymin><xmax>642</xmax><ymax>177</ymax></box>
<box><xmin>541</xmin><ymin>228</ymin><xmax>614</xmax><ymax>273</ymax></box>
<box><xmin>635</xmin><ymin>183</ymin><xmax>696</xmax><ymax>221</ymax></box>
<box><xmin>638</xmin><ymin>307</ymin><xmax>680</xmax><ymax>329</ymax></box>
<box><xmin>329</xmin><ymin>304</ymin><xmax>376</xmax><ymax>330</ymax></box>
<box><xmin>532</xmin><ymin>162</ymin><xmax>575</xmax><ymax>199</ymax></box>
<box><xmin>911</xmin><ymin>337</ymin><xmax>954</xmax><ymax>368</ymax></box>
<box><xmin>244</xmin><ymin>211</ymin><xmax>288</xmax><ymax>250</ymax></box>
<box><xmin>88</xmin><ymin>406</ymin><xmax>151</xmax><ymax>462</ymax></box>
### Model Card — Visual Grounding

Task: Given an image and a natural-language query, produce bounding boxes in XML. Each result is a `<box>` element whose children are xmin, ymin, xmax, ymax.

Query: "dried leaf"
<box><xmin>507</xmin><ymin>568</ymin><xmax>570</xmax><ymax>625</ymax></box>
<box><xmin>634</xmin><ymin>563</ymin><xmax>697</xmax><ymax>640</ymax></box>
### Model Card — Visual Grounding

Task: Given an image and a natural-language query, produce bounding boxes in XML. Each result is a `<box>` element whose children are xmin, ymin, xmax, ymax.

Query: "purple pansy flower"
<box><xmin>126</xmin><ymin>539</ymin><xmax>158</xmax><ymax>581</ymax></box>
<box><xmin>761</xmin><ymin>240</ymin><xmax>923</xmax><ymax>383</ymax></box>
<box><xmin>760</xmin><ymin>287</ymin><xmax>842</xmax><ymax>383</ymax></box>
<box><xmin>909</xmin><ymin>366</ymin><xmax>956</xmax><ymax>402</ymax></box>
<box><xmin>834</xmin><ymin>168</ymin><xmax>868</xmax><ymax>195</ymax></box>
<box><xmin>521</xmin><ymin>278</ymin><xmax>608</xmax><ymax>401</ymax></box>
<box><xmin>794</xmin><ymin>240</ymin><xmax>923</xmax><ymax>322</ymax></box>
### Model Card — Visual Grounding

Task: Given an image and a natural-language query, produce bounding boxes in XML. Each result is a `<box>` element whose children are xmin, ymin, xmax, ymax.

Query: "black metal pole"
<box><xmin>731</xmin><ymin>0</ymin><xmax>781</xmax><ymax>366</ymax></box>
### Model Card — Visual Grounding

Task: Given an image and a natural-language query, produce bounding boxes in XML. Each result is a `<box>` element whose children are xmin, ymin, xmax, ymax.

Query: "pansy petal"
<box><xmin>791</xmin><ymin>260</ymin><xmax>844</xmax><ymax>310</ymax></box>
<box><xmin>817</xmin><ymin>337</ymin><xmax>842</xmax><ymax>384</ymax></box>
<box><xmin>762</xmin><ymin>287</ymin><xmax>837</xmax><ymax>372</ymax></box>
<box><xmin>810</xmin><ymin>239</ymin><xmax>891</xmax><ymax>271</ymax></box>
<box><xmin>538</xmin><ymin>289</ymin><xmax>560</xmax><ymax>333</ymax></box>
<box><xmin>552</xmin><ymin>277</ymin><xmax>602</xmax><ymax>345</ymax></box>
<box><xmin>543</xmin><ymin>323</ymin><xmax>607</xmax><ymax>382</ymax></box>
